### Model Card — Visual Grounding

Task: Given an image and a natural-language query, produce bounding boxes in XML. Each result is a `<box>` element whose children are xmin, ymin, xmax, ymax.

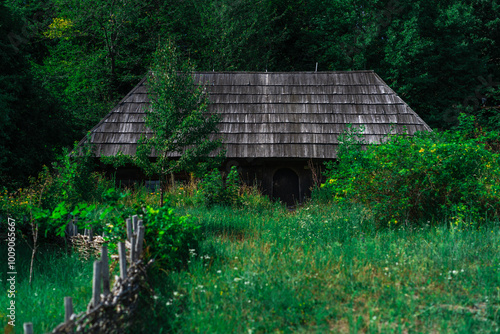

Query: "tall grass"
<box><xmin>0</xmin><ymin>243</ymin><xmax>96</xmax><ymax>333</ymax></box>
<box><xmin>3</xmin><ymin>181</ymin><xmax>499</xmax><ymax>333</ymax></box>
<box><xmin>143</xmin><ymin>203</ymin><xmax>500</xmax><ymax>333</ymax></box>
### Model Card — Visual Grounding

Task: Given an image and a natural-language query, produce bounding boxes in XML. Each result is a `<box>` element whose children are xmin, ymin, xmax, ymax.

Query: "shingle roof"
<box><xmin>80</xmin><ymin>71</ymin><xmax>432</xmax><ymax>159</ymax></box>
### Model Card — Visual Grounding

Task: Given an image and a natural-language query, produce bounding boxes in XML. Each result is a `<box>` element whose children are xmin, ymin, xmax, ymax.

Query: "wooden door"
<box><xmin>272</xmin><ymin>168</ymin><xmax>300</xmax><ymax>206</ymax></box>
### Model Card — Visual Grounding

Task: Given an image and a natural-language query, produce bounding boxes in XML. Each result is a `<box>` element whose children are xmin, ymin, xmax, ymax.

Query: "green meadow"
<box><xmin>1</xmin><ymin>191</ymin><xmax>500</xmax><ymax>333</ymax></box>
<box><xmin>137</xmin><ymin>202</ymin><xmax>500</xmax><ymax>333</ymax></box>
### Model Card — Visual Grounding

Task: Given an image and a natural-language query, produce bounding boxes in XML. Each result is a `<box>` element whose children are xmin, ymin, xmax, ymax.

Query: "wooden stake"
<box><xmin>101</xmin><ymin>245</ymin><xmax>110</xmax><ymax>295</ymax></box>
<box><xmin>64</xmin><ymin>296</ymin><xmax>73</xmax><ymax>322</ymax></box>
<box><xmin>118</xmin><ymin>242</ymin><xmax>127</xmax><ymax>279</ymax></box>
<box><xmin>23</xmin><ymin>322</ymin><xmax>33</xmax><ymax>334</ymax></box>
<box><xmin>130</xmin><ymin>235</ymin><xmax>136</xmax><ymax>263</ymax></box>
<box><xmin>92</xmin><ymin>260</ymin><xmax>102</xmax><ymax>308</ymax></box>
<box><xmin>136</xmin><ymin>225</ymin><xmax>145</xmax><ymax>259</ymax></box>
<box><xmin>126</xmin><ymin>218</ymin><xmax>132</xmax><ymax>241</ymax></box>
<box><xmin>132</xmin><ymin>215</ymin><xmax>138</xmax><ymax>233</ymax></box>
<box><xmin>73</xmin><ymin>216</ymin><xmax>78</xmax><ymax>236</ymax></box>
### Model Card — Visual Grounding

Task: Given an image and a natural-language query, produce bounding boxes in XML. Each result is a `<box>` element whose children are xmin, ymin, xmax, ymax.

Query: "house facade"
<box><xmin>79</xmin><ymin>71</ymin><xmax>432</xmax><ymax>205</ymax></box>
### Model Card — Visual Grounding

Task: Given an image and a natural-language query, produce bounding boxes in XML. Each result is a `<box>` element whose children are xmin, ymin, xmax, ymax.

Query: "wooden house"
<box><xmin>79</xmin><ymin>71</ymin><xmax>431</xmax><ymax>205</ymax></box>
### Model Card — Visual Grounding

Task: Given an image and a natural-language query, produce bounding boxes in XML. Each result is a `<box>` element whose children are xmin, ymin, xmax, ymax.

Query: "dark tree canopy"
<box><xmin>0</xmin><ymin>1</ymin><xmax>72</xmax><ymax>188</ymax></box>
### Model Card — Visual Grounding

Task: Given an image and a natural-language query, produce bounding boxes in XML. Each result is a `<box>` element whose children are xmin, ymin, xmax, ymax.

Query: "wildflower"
<box><xmin>419</xmin><ymin>148</ymin><xmax>425</xmax><ymax>153</ymax></box>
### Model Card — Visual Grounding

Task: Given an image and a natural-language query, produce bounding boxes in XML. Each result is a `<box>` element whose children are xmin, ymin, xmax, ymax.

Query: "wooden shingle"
<box><xmin>79</xmin><ymin>71</ymin><xmax>431</xmax><ymax>159</ymax></box>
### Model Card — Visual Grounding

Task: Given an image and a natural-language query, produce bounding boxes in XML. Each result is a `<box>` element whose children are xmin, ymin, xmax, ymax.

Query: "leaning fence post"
<box><xmin>118</xmin><ymin>242</ymin><xmax>127</xmax><ymax>279</ymax></box>
<box><xmin>23</xmin><ymin>323</ymin><xmax>33</xmax><ymax>334</ymax></box>
<box><xmin>92</xmin><ymin>260</ymin><xmax>102</xmax><ymax>308</ymax></box>
<box><xmin>101</xmin><ymin>245</ymin><xmax>110</xmax><ymax>295</ymax></box>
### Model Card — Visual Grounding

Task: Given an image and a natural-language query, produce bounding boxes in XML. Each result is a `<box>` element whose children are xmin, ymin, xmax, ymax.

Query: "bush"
<box><xmin>198</xmin><ymin>166</ymin><xmax>241</xmax><ymax>207</ymax></box>
<box><xmin>319</xmin><ymin>116</ymin><xmax>500</xmax><ymax>227</ymax></box>
<box><xmin>142</xmin><ymin>203</ymin><xmax>201</xmax><ymax>270</ymax></box>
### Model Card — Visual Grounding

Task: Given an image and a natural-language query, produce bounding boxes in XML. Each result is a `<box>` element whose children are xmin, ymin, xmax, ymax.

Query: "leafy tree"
<box><xmin>33</xmin><ymin>0</ymin><xmax>169</xmax><ymax>135</ymax></box>
<box><xmin>106</xmin><ymin>41</ymin><xmax>224</xmax><ymax>206</ymax></box>
<box><xmin>379</xmin><ymin>0</ymin><xmax>487</xmax><ymax>129</ymax></box>
<box><xmin>168</xmin><ymin>0</ymin><xmax>288</xmax><ymax>71</ymax></box>
<box><xmin>0</xmin><ymin>2</ymin><xmax>72</xmax><ymax>188</ymax></box>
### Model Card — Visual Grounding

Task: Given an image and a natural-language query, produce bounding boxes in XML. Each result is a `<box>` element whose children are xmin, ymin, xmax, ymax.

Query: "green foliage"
<box><xmin>0</xmin><ymin>139</ymin><xmax>119</xmax><ymax>239</ymax></box>
<box><xmin>319</xmin><ymin>117</ymin><xmax>500</xmax><ymax>227</ymax></box>
<box><xmin>199</xmin><ymin>166</ymin><xmax>241</xmax><ymax>207</ymax></box>
<box><xmin>30</xmin><ymin>0</ymin><xmax>165</xmax><ymax>135</ymax></box>
<box><xmin>142</xmin><ymin>204</ymin><xmax>201</xmax><ymax>270</ymax></box>
<box><xmin>143</xmin><ymin>40</ymin><xmax>224</xmax><ymax>175</ymax></box>
<box><xmin>104</xmin><ymin>40</ymin><xmax>225</xmax><ymax>205</ymax></box>
<box><xmin>198</xmin><ymin>170</ymin><xmax>224</xmax><ymax>207</ymax></box>
<box><xmin>0</xmin><ymin>2</ymin><xmax>73</xmax><ymax>189</ymax></box>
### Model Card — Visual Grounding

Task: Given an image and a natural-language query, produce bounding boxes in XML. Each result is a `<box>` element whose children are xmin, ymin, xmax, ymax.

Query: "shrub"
<box><xmin>198</xmin><ymin>166</ymin><xmax>241</xmax><ymax>207</ymax></box>
<box><xmin>319</xmin><ymin>116</ymin><xmax>500</xmax><ymax>227</ymax></box>
<box><xmin>142</xmin><ymin>203</ymin><xmax>201</xmax><ymax>270</ymax></box>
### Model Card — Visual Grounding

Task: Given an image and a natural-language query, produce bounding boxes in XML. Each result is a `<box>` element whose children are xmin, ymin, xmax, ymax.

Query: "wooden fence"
<box><xmin>23</xmin><ymin>215</ymin><xmax>149</xmax><ymax>334</ymax></box>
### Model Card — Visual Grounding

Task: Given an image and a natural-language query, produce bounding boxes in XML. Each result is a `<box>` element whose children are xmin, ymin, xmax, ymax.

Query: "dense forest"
<box><xmin>1</xmin><ymin>0</ymin><xmax>499</xmax><ymax>188</ymax></box>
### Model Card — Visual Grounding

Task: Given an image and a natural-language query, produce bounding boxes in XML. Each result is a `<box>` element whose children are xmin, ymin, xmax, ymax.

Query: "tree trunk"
<box><xmin>29</xmin><ymin>223</ymin><xmax>38</xmax><ymax>286</ymax></box>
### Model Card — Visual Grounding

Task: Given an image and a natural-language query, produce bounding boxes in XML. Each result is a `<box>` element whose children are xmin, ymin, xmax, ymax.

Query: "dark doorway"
<box><xmin>272</xmin><ymin>168</ymin><xmax>300</xmax><ymax>206</ymax></box>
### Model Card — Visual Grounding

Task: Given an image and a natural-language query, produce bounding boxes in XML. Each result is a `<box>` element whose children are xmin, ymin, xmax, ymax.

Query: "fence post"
<box><xmin>126</xmin><ymin>218</ymin><xmax>132</xmax><ymax>241</ymax></box>
<box><xmin>64</xmin><ymin>296</ymin><xmax>73</xmax><ymax>322</ymax></box>
<box><xmin>64</xmin><ymin>296</ymin><xmax>74</xmax><ymax>332</ymax></box>
<box><xmin>73</xmin><ymin>216</ymin><xmax>78</xmax><ymax>237</ymax></box>
<box><xmin>101</xmin><ymin>245</ymin><xmax>110</xmax><ymax>295</ymax></box>
<box><xmin>23</xmin><ymin>323</ymin><xmax>33</xmax><ymax>334</ymax></box>
<box><xmin>92</xmin><ymin>260</ymin><xmax>102</xmax><ymax>308</ymax></box>
<box><xmin>118</xmin><ymin>242</ymin><xmax>127</xmax><ymax>279</ymax></box>
<box><xmin>130</xmin><ymin>235</ymin><xmax>136</xmax><ymax>263</ymax></box>
<box><xmin>132</xmin><ymin>215</ymin><xmax>138</xmax><ymax>234</ymax></box>
<box><xmin>136</xmin><ymin>223</ymin><xmax>145</xmax><ymax>260</ymax></box>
